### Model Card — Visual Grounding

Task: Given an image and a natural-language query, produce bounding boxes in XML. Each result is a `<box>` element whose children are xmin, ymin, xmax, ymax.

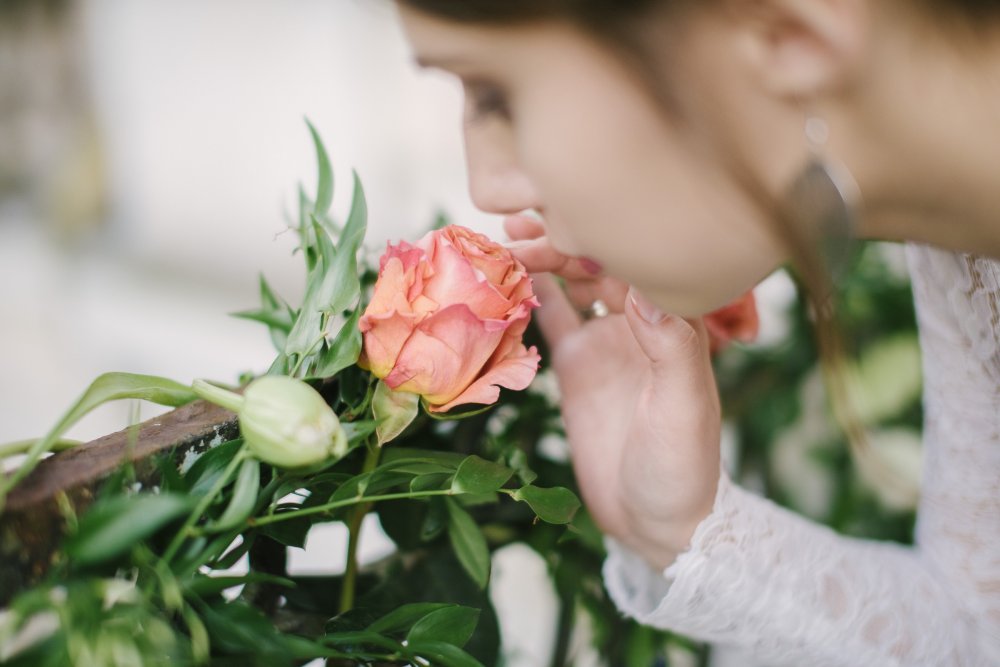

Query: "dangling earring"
<box><xmin>784</xmin><ymin>116</ymin><xmax>860</xmax><ymax>283</ymax></box>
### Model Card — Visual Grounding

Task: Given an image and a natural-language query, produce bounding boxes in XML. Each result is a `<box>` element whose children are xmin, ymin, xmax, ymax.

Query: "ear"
<box><xmin>738</xmin><ymin>0</ymin><xmax>868</xmax><ymax>98</ymax></box>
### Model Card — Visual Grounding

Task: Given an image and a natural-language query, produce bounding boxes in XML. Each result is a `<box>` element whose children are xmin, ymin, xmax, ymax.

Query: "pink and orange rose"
<box><xmin>359</xmin><ymin>225</ymin><xmax>541</xmax><ymax>413</ymax></box>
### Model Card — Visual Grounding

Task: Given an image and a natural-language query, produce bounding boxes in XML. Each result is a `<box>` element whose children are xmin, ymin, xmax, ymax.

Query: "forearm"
<box><xmin>604</xmin><ymin>471</ymin><xmax>994</xmax><ymax>666</ymax></box>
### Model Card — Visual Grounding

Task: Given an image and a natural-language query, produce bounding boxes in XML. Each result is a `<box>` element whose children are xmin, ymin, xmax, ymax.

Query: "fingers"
<box><xmin>531</xmin><ymin>274</ymin><xmax>582</xmax><ymax>347</ymax></box>
<box><xmin>503</xmin><ymin>214</ymin><xmax>545</xmax><ymax>241</ymax></box>
<box><xmin>503</xmin><ymin>216</ymin><xmax>600</xmax><ymax>281</ymax></box>
<box><xmin>623</xmin><ymin>287</ymin><xmax>716</xmax><ymax>400</ymax></box>
<box><xmin>565</xmin><ymin>276</ymin><xmax>629</xmax><ymax>315</ymax></box>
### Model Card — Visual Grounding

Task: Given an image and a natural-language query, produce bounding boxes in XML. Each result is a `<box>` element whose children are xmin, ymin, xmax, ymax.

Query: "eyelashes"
<box><xmin>463</xmin><ymin>80</ymin><xmax>511</xmax><ymax>123</ymax></box>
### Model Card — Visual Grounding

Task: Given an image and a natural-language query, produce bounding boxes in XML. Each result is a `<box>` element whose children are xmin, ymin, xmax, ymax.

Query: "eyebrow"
<box><xmin>414</xmin><ymin>54</ymin><xmax>470</xmax><ymax>70</ymax></box>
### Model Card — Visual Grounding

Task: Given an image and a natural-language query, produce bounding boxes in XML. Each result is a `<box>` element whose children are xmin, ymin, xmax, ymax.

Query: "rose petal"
<box><xmin>384</xmin><ymin>303</ymin><xmax>510</xmax><ymax>405</ymax></box>
<box><xmin>359</xmin><ymin>309</ymin><xmax>420</xmax><ymax>379</ymax></box>
<box><xmin>429</xmin><ymin>343</ymin><xmax>541</xmax><ymax>413</ymax></box>
<box><xmin>445</xmin><ymin>226</ymin><xmax>513</xmax><ymax>285</ymax></box>
<box><xmin>422</xmin><ymin>236</ymin><xmax>513</xmax><ymax>319</ymax></box>
<box><xmin>705</xmin><ymin>290</ymin><xmax>759</xmax><ymax>353</ymax></box>
<box><xmin>366</xmin><ymin>247</ymin><xmax>429</xmax><ymax>318</ymax></box>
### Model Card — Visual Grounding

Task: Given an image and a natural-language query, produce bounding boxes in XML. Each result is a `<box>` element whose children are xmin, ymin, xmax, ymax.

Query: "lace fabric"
<box><xmin>603</xmin><ymin>244</ymin><xmax>1000</xmax><ymax>666</ymax></box>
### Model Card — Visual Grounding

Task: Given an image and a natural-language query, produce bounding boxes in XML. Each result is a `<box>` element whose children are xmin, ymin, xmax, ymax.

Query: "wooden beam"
<box><xmin>0</xmin><ymin>400</ymin><xmax>238</xmax><ymax>603</ymax></box>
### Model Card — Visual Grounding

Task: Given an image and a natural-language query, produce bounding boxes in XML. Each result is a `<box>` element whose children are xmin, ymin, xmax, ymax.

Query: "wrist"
<box><xmin>622</xmin><ymin>512</ymin><xmax>708</xmax><ymax>570</ymax></box>
<box><xmin>619</xmin><ymin>471</ymin><xmax>721</xmax><ymax>570</ymax></box>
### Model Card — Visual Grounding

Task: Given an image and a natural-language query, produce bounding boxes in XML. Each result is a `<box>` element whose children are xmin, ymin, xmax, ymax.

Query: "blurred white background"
<box><xmin>1</xmin><ymin>0</ymin><xmax>496</xmax><ymax>445</ymax></box>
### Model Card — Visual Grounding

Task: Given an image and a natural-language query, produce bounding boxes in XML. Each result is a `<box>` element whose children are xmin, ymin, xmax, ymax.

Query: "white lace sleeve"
<box><xmin>602</xmin><ymin>244</ymin><xmax>1000</xmax><ymax>666</ymax></box>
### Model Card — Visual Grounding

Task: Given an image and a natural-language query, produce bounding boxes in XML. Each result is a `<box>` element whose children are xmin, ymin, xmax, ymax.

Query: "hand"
<box><xmin>505</xmin><ymin>215</ymin><xmax>721</xmax><ymax>569</ymax></box>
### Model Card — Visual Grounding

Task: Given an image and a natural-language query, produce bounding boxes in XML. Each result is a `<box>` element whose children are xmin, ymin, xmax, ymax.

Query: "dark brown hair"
<box><xmin>400</xmin><ymin>0</ymin><xmax>999</xmax><ymax>22</ymax></box>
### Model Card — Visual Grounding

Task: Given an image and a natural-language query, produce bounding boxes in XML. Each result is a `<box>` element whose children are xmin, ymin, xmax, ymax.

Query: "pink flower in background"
<box><xmin>704</xmin><ymin>290</ymin><xmax>760</xmax><ymax>354</ymax></box>
<box><xmin>360</xmin><ymin>225</ymin><xmax>541</xmax><ymax>412</ymax></box>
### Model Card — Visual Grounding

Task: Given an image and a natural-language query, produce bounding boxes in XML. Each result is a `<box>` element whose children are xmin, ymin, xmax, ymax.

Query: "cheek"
<box><xmin>524</xmin><ymin>104</ymin><xmax>784</xmax><ymax>315</ymax></box>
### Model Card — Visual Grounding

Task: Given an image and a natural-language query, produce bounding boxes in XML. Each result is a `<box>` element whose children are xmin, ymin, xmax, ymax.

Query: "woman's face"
<box><xmin>397</xmin><ymin>4</ymin><xmax>804</xmax><ymax>315</ymax></box>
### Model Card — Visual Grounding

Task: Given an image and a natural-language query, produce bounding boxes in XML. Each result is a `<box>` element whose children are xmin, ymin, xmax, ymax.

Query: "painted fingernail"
<box><xmin>629</xmin><ymin>288</ymin><xmax>667</xmax><ymax>324</ymax></box>
<box><xmin>579</xmin><ymin>257</ymin><xmax>603</xmax><ymax>275</ymax></box>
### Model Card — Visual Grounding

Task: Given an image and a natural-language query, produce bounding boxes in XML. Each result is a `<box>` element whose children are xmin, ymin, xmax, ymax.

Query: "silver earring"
<box><xmin>785</xmin><ymin>117</ymin><xmax>860</xmax><ymax>282</ymax></box>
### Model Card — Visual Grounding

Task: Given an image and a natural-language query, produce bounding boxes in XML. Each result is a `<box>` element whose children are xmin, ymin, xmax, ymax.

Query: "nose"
<box><xmin>463</xmin><ymin>123</ymin><xmax>541</xmax><ymax>215</ymax></box>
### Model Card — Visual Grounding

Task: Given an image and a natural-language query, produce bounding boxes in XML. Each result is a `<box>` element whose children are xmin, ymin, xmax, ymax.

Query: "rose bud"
<box><xmin>704</xmin><ymin>290</ymin><xmax>760</xmax><ymax>354</ymax></box>
<box><xmin>359</xmin><ymin>224</ymin><xmax>541</xmax><ymax>413</ymax></box>
<box><xmin>192</xmin><ymin>376</ymin><xmax>347</xmax><ymax>469</ymax></box>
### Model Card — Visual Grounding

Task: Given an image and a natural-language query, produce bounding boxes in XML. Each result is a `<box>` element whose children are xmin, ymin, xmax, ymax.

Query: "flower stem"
<box><xmin>191</xmin><ymin>379</ymin><xmax>245</xmax><ymax>414</ymax></box>
<box><xmin>247</xmin><ymin>488</ymin><xmax>454</xmax><ymax>528</ymax></box>
<box><xmin>162</xmin><ymin>443</ymin><xmax>249</xmax><ymax>564</ymax></box>
<box><xmin>339</xmin><ymin>442</ymin><xmax>381</xmax><ymax>614</ymax></box>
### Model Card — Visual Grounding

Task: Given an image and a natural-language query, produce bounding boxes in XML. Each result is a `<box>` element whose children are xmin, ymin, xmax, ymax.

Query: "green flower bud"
<box><xmin>192</xmin><ymin>376</ymin><xmax>347</xmax><ymax>469</ymax></box>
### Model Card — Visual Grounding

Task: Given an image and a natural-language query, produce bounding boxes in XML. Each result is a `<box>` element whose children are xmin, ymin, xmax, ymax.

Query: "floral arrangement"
<box><xmin>0</xmin><ymin>125</ymin><xmax>919</xmax><ymax>667</ymax></box>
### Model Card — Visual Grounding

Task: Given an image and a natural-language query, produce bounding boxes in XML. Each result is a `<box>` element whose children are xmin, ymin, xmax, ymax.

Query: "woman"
<box><xmin>395</xmin><ymin>1</ymin><xmax>1000</xmax><ymax>664</ymax></box>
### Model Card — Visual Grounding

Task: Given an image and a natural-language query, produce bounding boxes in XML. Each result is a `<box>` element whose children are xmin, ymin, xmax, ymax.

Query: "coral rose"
<box><xmin>704</xmin><ymin>290</ymin><xmax>760</xmax><ymax>354</ymax></box>
<box><xmin>359</xmin><ymin>225</ymin><xmax>541</xmax><ymax>413</ymax></box>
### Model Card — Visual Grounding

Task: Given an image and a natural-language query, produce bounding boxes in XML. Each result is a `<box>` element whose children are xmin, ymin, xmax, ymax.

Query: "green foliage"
<box><xmin>1</xmin><ymin>125</ymin><xmax>923</xmax><ymax>667</ymax></box>
<box><xmin>64</xmin><ymin>493</ymin><xmax>194</xmax><ymax>567</ymax></box>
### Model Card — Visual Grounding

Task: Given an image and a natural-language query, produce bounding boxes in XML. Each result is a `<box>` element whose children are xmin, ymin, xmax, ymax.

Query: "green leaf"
<box><xmin>231</xmin><ymin>307</ymin><xmax>294</xmax><ymax>335</ymax></box>
<box><xmin>284</xmin><ymin>173</ymin><xmax>367</xmax><ymax>372</ymax></box>
<box><xmin>206</xmin><ymin>458</ymin><xmax>260</xmax><ymax>532</ymax></box>
<box><xmin>180</xmin><ymin>605</ymin><xmax>210</xmax><ymax>665</ymax></box>
<box><xmin>420</xmin><ymin>497</ymin><xmax>448</xmax><ymax>541</ymax></box>
<box><xmin>0</xmin><ymin>438</ymin><xmax>80</xmax><ymax>460</ymax></box>
<box><xmin>285</xmin><ymin>251</ymin><xmax>332</xmax><ymax>364</ymax></box>
<box><xmin>451</xmin><ymin>456</ymin><xmax>514</xmax><ymax>495</ymax></box>
<box><xmin>185</xmin><ymin>439</ymin><xmax>243</xmax><ymax>497</ymax></box>
<box><xmin>66</xmin><ymin>493</ymin><xmax>194</xmax><ymax>566</ymax></box>
<box><xmin>0</xmin><ymin>372</ymin><xmax>197</xmax><ymax>509</ymax></box>
<box><xmin>328</xmin><ymin>471</ymin><xmax>372</xmax><ymax>504</ymax></box>
<box><xmin>342</xmin><ymin>420</ymin><xmax>377</xmax><ymax>447</ymax></box>
<box><xmin>365</xmin><ymin>469</ymin><xmax>415</xmax><ymax>495</ymax></box>
<box><xmin>379</xmin><ymin>458</ymin><xmax>456</xmax><ymax>476</ymax></box>
<box><xmin>231</xmin><ymin>274</ymin><xmax>295</xmax><ymax>352</ymax></box>
<box><xmin>406</xmin><ymin>606</ymin><xmax>480</xmax><ymax>649</ymax></box>
<box><xmin>372</xmin><ymin>381</ymin><xmax>420</xmax><ymax>446</ymax></box>
<box><xmin>407</xmin><ymin>640</ymin><xmax>486</xmax><ymax>667</ymax></box>
<box><xmin>199</xmin><ymin>601</ymin><xmax>290</xmax><ymax>656</ymax></box>
<box><xmin>323</xmin><ymin>631</ymin><xmax>403</xmax><ymax>652</ymax></box>
<box><xmin>259</xmin><ymin>513</ymin><xmax>313</xmax><ymax>549</ymax></box>
<box><xmin>320</xmin><ymin>172</ymin><xmax>367</xmax><ymax>319</ymax></box>
<box><xmin>307</xmin><ymin>119</ymin><xmax>334</xmax><ymax>217</ymax></box>
<box><xmin>381</xmin><ymin>448</ymin><xmax>467</xmax><ymax>468</ymax></box>
<box><xmin>411</xmin><ymin>472</ymin><xmax>454</xmax><ymax>493</ymax></box>
<box><xmin>445</xmin><ymin>498</ymin><xmax>490</xmax><ymax>589</ymax></box>
<box><xmin>512</xmin><ymin>486</ymin><xmax>581</xmax><ymax>525</ymax></box>
<box><xmin>366</xmin><ymin>603</ymin><xmax>451</xmax><ymax>635</ymax></box>
<box><xmin>311</xmin><ymin>306</ymin><xmax>362</xmax><ymax>379</ymax></box>
<box><xmin>210</xmin><ymin>533</ymin><xmax>256</xmax><ymax>570</ymax></box>
<box><xmin>267</xmin><ymin>352</ymin><xmax>289</xmax><ymax>376</ymax></box>
<box><xmin>297</xmin><ymin>184</ymin><xmax>319</xmax><ymax>273</ymax></box>
<box><xmin>455</xmin><ymin>492</ymin><xmax>499</xmax><ymax>508</ymax></box>
<box><xmin>185</xmin><ymin>573</ymin><xmax>295</xmax><ymax>598</ymax></box>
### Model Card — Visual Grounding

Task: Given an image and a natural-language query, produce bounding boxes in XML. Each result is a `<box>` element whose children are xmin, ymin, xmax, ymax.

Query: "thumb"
<box><xmin>624</xmin><ymin>287</ymin><xmax>715</xmax><ymax>395</ymax></box>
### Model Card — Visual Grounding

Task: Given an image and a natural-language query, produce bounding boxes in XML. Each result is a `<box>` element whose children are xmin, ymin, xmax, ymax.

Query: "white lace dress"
<box><xmin>603</xmin><ymin>245</ymin><xmax>1000</xmax><ymax>666</ymax></box>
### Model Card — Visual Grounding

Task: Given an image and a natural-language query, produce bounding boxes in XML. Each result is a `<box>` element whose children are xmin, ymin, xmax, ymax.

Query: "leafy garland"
<box><xmin>0</xmin><ymin>123</ymin><xmax>921</xmax><ymax>667</ymax></box>
<box><xmin>0</xmin><ymin>125</ymin><xmax>595</xmax><ymax>667</ymax></box>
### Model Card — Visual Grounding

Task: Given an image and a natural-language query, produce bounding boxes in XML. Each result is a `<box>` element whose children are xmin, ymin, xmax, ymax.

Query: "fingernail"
<box><xmin>579</xmin><ymin>257</ymin><xmax>603</xmax><ymax>276</ymax></box>
<box><xmin>629</xmin><ymin>288</ymin><xmax>667</xmax><ymax>324</ymax></box>
<box><xmin>503</xmin><ymin>240</ymin><xmax>533</xmax><ymax>250</ymax></box>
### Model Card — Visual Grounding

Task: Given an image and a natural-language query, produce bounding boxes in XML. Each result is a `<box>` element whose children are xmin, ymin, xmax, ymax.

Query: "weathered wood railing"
<box><xmin>0</xmin><ymin>400</ymin><xmax>238</xmax><ymax>605</ymax></box>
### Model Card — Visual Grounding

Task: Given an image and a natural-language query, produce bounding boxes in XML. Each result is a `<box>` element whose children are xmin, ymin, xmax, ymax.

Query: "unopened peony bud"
<box><xmin>192</xmin><ymin>376</ymin><xmax>347</xmax><ymax>469</ymax></box>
